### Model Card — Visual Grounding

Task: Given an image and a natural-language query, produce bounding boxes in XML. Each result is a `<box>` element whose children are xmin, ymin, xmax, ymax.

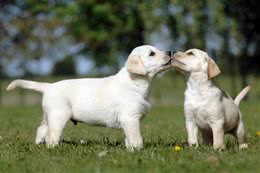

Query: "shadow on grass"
<box><xmin>61</xmin><ymin>137</ymin><xmax>190</xmax><ymax>149</ymax></box>
<box><xmin>62</xmin><ymin>138</ymin><xmax>122</xmax><ymax>147</ymax></box>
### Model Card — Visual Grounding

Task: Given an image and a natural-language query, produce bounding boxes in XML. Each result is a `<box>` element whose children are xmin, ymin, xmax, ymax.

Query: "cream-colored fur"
<box><xmin>7</xmin><ymin>45</ymin><xmax>172</xmax><ymax>150</ymax></box>
<box><xmin>172</xmin><ymin>49</ymin><xmax>250</xmax><ymax>150</ymax></box>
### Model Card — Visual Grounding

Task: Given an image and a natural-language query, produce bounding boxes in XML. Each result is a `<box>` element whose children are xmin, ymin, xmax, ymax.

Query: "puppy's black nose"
<box><xmin>165</xmin><ymin>51</ymin><xmax>171</xmax><ymax>56</ymax></box>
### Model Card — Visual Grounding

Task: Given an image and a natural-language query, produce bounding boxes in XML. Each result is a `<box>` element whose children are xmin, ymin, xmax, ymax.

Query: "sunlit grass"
<box><xmin>0</xmin><ymin>75</ymin><xmax>259</xmax><ymax>172</ymax></box>
<box><xmin>0</xmin><ymin>101</ymin><xmax>259</xmax><ymax>173</ymax></box>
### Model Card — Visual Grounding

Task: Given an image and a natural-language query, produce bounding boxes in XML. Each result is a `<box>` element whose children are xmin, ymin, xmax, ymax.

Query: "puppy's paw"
<box><xmin>35</xmin><ymin>140</ymin><xmax>45</xmax><ymax>145</ymax></box>
<box><xmin>126</xmin><ymin>147</ymin><xmax>135</xmax><ymax>153</ymax></box>
<box><xmin>125</xmin><ymin>137</ymin><xmax>143</xmax><ymax>152</ymax></box>
<box><xmin>213</xmin><ymin>145</ymin><xmax>225</xmax><ymax>151</ymax></box>
<box><xmin>126</xmin><ymin>142</ymin><xmax>143</xmax><ymax>152</ymax></box>
<box><xmin>189</xmin><ymin>143</ymin><xmax>199</xmax><ymax>148</ymax></box>
<box><xmin>46</xmin><ymin>144</ymin><xmax>58</xmax><ymax>149</ymax></box>
<box><xmin>188</xmin><ymin>140</ymin><xmax>199</xmax><ymax>148</ymax></box>
<box><xmin>239</xmin><ymin>143</ymin><xmax>249</xmax><ymax>150</ymax></box>
<box><xmin>46</xmin><ymin>142</ymin><xmax>59</xmax><ymax>149</ymax></box>
<box><xmin>126</xmin><ymin>146</ymin><xmax>143</xmax><ymax>152</ymax></box>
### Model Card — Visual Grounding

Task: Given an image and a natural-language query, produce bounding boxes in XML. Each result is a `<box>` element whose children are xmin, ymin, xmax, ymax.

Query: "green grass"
<box><xmin>0</xmin><ymin>74</ymin><xmax>260</xmax><ymax>173</ymax></box>
<box><xmin>0</xmin><ymin>104</ymin><xmax>259</xmax><ymax>173</ymax></box>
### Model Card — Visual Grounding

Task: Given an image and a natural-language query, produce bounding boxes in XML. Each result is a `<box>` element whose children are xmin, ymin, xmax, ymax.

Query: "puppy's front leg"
<box><xmin>210</xmin><ymin>121</ymin><xmax>225</xmax><ymax>150</ymax></box>
<box><xmin>186</xmin><ymin>120</ymin><xmax>199</xmax><ymax>147</ymax></box>
<box><xmin>121</xmin><ymin>117</ymin><xmax>143</xmax><ymax>151</ymax></box>
<box><xmin>185</xmin><ymin>108</ymin><xmax>199</xmax><ymax>147</ymax></box>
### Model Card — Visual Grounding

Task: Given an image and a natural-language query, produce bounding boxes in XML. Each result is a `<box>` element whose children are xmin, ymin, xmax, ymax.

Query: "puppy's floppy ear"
<box><xmin>208</xmin><ymin>57</ymin><xmax>221</xmax><ymax>79</ymax></box>
<box><xmin>127</xmin><ymin>55</ymin><xmax>147</xmax><ymax>75</ymax></box>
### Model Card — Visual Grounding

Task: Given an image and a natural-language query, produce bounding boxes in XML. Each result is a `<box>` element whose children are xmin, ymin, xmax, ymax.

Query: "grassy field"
<box><xmin>0</xmin><ymin>74</ymin><xmax>260</xmax><ymax>173</ymax></box>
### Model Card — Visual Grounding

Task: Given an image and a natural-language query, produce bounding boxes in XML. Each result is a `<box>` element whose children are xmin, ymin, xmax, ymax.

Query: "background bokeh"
<box><xmin>0</xmin><ymin>0</ymin><xmax>259</xmax><ymax>105</ymax></box>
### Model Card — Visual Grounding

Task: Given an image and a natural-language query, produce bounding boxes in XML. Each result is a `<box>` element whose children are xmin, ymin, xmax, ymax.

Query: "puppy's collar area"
<box><xmin>117</xmin><ymin>67</ymin><xmax>151</xmax><ymax>94</ymax></box>
<box><xmin>186</xmin><ymin>72</ymin><xmax>213</xmax><ymax>90</ymax></box>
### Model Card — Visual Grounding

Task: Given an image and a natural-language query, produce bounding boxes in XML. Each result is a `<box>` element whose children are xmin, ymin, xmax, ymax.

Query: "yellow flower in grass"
<box><xmin>256</xmin><ymin>131</ymin><xmax>260</xmax><ymax>137</ymax></box>
<box><xmin>175</xmin><ymin>145</ymin><xmax>182</xmax><ymax>152</ymax></box>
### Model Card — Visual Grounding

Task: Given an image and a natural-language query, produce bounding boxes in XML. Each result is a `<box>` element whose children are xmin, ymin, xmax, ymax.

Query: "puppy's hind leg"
<box><xmin>35</xmin><ymin>114</ymin><xmax>48</xmax><ymax>144</ymax></box>
<box><xmin>45</xmin><ymin>109</ymin><xmax>71</xmax><ymax>148</ymax></box>
<box><xmin>235</xmin><ymin>119</ymin><xmax>248</xmax><ymax>149</ymax></box>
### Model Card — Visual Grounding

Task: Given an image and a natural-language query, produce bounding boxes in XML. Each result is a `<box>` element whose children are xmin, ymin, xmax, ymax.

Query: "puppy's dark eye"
<box><xmin>149</xmin><ymin>51</ymin><xmax>156</xmax><ymax>56</ymax></box>
<box><xmin>187</xmin><ymin>52</ymin><xmax>194</xmax><ymax>55</ymax></box>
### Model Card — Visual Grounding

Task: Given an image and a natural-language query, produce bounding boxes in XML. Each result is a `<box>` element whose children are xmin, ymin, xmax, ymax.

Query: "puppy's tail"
<box><xmin>7</xmin><ymin>79</ymin><xmax>50</xmax><ymax>93</ymax></box>
<box><xmin>234</xmin><ymin>86</ymin><xmax>251</xmax><ymax>106</ymax></box>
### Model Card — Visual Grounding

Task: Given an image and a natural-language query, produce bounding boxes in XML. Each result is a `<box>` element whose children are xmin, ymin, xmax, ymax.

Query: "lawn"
<box><xmin>0</xmin><ymin>74</ymin><xmax>259</xmax><ymax>173</ymax></box>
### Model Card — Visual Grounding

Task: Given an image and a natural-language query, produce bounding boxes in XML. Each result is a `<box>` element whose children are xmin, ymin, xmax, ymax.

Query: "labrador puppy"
<box><xmin>171</xmin><ymin>49</ymin><xmax>250</xmax><ymax>150</ymax></box>
<box><xmin>7</xmin><ymin>45</ymin><xmax>172</xmax><ymax>150</ymax></box>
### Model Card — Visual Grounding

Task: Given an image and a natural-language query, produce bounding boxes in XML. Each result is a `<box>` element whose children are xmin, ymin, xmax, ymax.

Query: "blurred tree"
<box><xmin>0</xmin><ymin>0</ymin><xmax>146</xmax><ymax>75</ymax></box>
<box><xmin>222</xmin><ymin>0</ymin><xmax>260</xmax><ymax>87</ymax></box>
<box><xmin>53</xmin><ymin>56</ymin><xmax>76</xmax><ymax>76</ymax></box>
<box><xmin>0</xmin><ymin>0</ymin><xmax>259</xmax><ymax>78</ymax></box>
<box><xmin>238</xmin><ymin>0</ymin><xmax>259</xmax><ymax>78</ymax></box>
<box><xmin>0</xmin><ymin>0</ymin><xmax>81</xmax><ymax>77</ymax></box>
<box><xmin>68</xmin><ymin>0</ymin><xmax>145</xmax><ymax>72</ymax></box>
<box><xmin>158</xmin><ymin>0</ymin><xmax>209</xmax><ymax>51</ymax></box>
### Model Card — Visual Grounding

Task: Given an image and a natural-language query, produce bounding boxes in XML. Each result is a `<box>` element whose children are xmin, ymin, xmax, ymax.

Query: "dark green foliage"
<box><xmin>70</xmin><ymin>0</ymin><xmax>144</xmax><ymax>69</ymax></box>
<box><xmin>0</xmin><ymin>0</ymin><xmax>259</xmax><ymax>77</ymax></box>
<box><xmin>53</xmin><ymin>56</ymin><xmax>76</xmax><ymax>76</ymax></box>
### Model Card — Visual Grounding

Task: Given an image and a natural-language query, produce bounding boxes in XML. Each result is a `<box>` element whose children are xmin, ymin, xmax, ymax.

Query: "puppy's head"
<box><xmin>126</xmin><ymin>45</ymin><xmax>172</xmax><ymax>77</ymax></box>
<box><xmin>171</xmin><ymin>49</ymin><xmax>221</xmax><ymax>79</ymax></box>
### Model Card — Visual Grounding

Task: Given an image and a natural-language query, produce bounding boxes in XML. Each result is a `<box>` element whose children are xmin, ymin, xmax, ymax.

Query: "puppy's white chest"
<box><xmin>186</xmin><ymin>104</ymin><xmax>211</xmax><ymax>129</ymax></box>
<box><xmin>185</xmin><ymin>89</ymin><xmax>218</xmax><ymax>129</ymax></box>
<box><xmin>185</xmin><ymin>89</ymin><xmax>208</xmax><ymax>108</ymax></box>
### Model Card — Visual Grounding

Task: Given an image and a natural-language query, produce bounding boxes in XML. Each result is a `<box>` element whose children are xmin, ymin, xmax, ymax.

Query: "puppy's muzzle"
<box><xmin>173</xmin><ymin>52</ymin><xmax>185</xmax><ymax>59</ymax></box>
<box><xmin>162</xmin><ymin>51</ymin><xmax>173</xmax><ymax>66</ymax></box>
<box><xmin>171</xmin><ymin>52</ymin><xmax>186</xmax><ymax>68</ymax></box>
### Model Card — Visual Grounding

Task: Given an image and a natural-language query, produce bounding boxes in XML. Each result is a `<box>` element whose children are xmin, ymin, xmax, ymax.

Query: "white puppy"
<box><xmin>171</xmin><ymin>49</ymin><xmax>250</xmax><ymax>150</ymax></box>
<box><xmin>7</xmin><ymin>45</ymin><xmax>172</xmax><ymax>150</ymax></box>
